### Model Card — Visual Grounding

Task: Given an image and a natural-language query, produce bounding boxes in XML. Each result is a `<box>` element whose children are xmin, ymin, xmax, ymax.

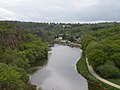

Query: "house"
<box><xmin>58</xmin><ymin>37</ymin><xmax>63</xmax><ymax>40</ymax></box>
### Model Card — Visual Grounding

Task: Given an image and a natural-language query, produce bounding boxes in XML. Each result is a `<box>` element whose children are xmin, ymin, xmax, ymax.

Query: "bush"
<box><xmin>88</xmin><ymin>49</ymin><xmax>108</xmax><ymax>68</ymax></box>
<box><xmin>110</xmin><ymin>53</ymin><xmax>120</xmax><ymax>68</ymax></box>
<box><xmin>0</xmin><ymin>63</ymin><xmax>27</xmax><ymax>90</ymax></box>
<box><xmin>97</xmin><ymin>61</ymin><xmax>120</xmax><ymax>78</ymax></box>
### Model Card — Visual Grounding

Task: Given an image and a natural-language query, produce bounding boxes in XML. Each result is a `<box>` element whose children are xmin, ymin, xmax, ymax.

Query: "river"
<box><xmin>30</xmin><ymin>44</ymin><xmax>88</xmax><ymax>90</ymax></box>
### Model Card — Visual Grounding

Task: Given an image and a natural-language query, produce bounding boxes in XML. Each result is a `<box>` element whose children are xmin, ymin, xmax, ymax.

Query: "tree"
<box><xmin>88</xmin><ymin>49</ymin><xmax>108</xmax><ymax>68</ymax></box>
<box><xmin>110</xmin><ymin>53</ymin><xmax>120</xmax><ymax>68</ymax></box>
<box><xmin>86</xmin><ymin>41</ymin><xmax>103</xmax><ymax>55</ymax></box>
<box><xmin>68</xmin><ymin>36</ymin><xmax>74</xmax><ymax>42</ymax></box>
<box><xmin>0</xmin><ymin>63</ymin><xmax>27</xmax><ymax>90</ymax></box>
<box><xmin>81</xmin><ymin>34</ymin><xmax>98</xmax><ymax>51</ymax></box>
<box><xmin>97</xmin><ymin>61</ymin><xmax>120</xmax><ymax>78</ymax></box>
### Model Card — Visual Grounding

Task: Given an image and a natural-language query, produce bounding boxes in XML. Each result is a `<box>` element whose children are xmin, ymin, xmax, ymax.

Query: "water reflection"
<box><xmin>30</xmin><ymin>68</ymin><xmax>52</xmax><ymax>87</ymax></box>
<box><xmin>30</xmin><ymin>44</ymin><xmax>88</xmax><ymax>90</ymax></box>
<box><xmin>31</xmin><ymin>59</ymin><xmax>48</xmax><ymax>74</ymax></box>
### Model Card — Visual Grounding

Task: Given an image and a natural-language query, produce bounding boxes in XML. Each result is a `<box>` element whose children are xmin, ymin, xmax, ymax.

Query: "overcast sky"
<box><xmin>0</xmin><ymin>0</ymin><xmax>120</xmax><ymax>23</ymax></box>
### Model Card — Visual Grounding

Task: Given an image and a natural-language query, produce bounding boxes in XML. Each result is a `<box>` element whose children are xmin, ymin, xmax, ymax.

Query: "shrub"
<box><xmin>97</xmin><ymin>61</ymin><xmax>120</xmax><ymax>78</ymax></box>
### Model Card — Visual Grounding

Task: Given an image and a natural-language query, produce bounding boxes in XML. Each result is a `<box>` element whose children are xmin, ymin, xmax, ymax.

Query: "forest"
<box><xmin>0</xmin><ymin>22</ymin><xmax>48</xmax><ymax>90</ymax></box>
<box><xmin>0</xmin><ymin>21</ymin><xmax>120</xmax><ymax>89</ymax></box>
<box><xmin>81</xmin><ymin>24</ymin><xmax>120</xmax><ymax>85</ymax></box>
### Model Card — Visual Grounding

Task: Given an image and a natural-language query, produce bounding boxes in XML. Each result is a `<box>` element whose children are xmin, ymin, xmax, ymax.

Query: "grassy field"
<box><xmin>76</xmin><ymin>52</ymin><xmax>119</xmax><ymax>90</ymax></box>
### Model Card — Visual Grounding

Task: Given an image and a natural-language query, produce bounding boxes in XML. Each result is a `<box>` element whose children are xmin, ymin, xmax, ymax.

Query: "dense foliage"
<box><xmin>0</xmin><ymin>21</ymin><xmax>120</xmax><ymax>89</ymax></box>
<box><xmin>0</xmin><ymin>22</ymin><xmax>48</xmax><ymax>90</ymax></box>
<box><xmin>81</xmin><ymin>24</ymin><xmax>120</xmax><ymax>79</ymax></box>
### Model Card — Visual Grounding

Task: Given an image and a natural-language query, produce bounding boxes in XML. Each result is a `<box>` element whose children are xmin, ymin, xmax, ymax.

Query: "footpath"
<box><xmin>86</xmin><ymin>56</ymin><xmax>120</xmax><ymax>89</ymax></box>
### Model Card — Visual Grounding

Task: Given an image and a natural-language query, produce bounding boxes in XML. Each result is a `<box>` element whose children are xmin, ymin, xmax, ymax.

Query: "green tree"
<box><xmin>0</xmin><ymin>63</ymin><xmax>26</xmax><ymax>90</ymax></box>
<box><xmin>81</xmin><ymin>34</ymin><xmax>98</xmax><ymax>51</ymax></box>
<box><xmin>97</xmin><ymin>61</ymin><xmax>120</xmax><ymax>78</ymax></box>
<box><xmin>88</xmin><ymin>49</ymin><xmax>108</xmax><ymax>68</ymax></box>
<box><xmin>110</xmin><ymin>53</ymin><xmax>120</xmax><ymax>68</ymax></box>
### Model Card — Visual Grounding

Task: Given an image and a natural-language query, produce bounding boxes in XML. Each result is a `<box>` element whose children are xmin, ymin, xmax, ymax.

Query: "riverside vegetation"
<box><xmin>0</xmin><ymin>22</ymin><xmax>48</xmax><ymax>90</ymax></box>
<box><xmin>0</xmin><ymin>21</ymin><xmax>120</xmax><ymax>90</ymax></box>
<box><xmin>81</xmin><ymin>24</ymin><xmax>120</xmax><ymax>83</ymax></box>
<box><xmin>77</xmin><ymin>23</ymin><xmax>120</xmax><ymax>90</ymax></box>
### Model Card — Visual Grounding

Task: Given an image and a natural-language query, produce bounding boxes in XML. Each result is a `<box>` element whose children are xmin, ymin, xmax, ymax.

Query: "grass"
<box><xmin>77</xmin><ymin>53</ymin><xmax>95</xmax><ymax>81</ymax></box>
<box><xmin>76</xmin><ymin>52</ymin><xmax>120</xmax><ymax>90</ymax></box>
<box><xmin>108</xmin><ymin>79</ymin><xmax>120</xmax><ymax>85</ymax></box>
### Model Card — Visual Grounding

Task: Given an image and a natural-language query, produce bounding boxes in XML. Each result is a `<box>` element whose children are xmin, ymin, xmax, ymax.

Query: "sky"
<box><xmin>0</xmin><ymin>0</ymin><xmax>120</xmax><ymax>23</ymax></box>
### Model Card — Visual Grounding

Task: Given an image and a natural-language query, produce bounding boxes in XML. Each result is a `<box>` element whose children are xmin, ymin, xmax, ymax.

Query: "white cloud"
<box><xmin>73</xmin><ymin>0</ymin><xmax>98</xmax><ymax>8</ymax></box>
<box><xmin>0</xmin><ymin>7</ymin><xmax>18</xmax><ymax>20</ymax></box>
<box><xmin>0</xmin><ymin>0</ymin><xmax>120</xmax><ymax>22</ymax></box>
<box><xmin>0</xmin><ymin>7</ymin><xmax>29</xmax><ymax>21</ymax></box>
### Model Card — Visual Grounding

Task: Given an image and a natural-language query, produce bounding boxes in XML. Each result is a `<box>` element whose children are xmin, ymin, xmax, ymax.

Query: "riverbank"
<box><xmin>76</xmin><ymin>52</ymin><xmax>120</xmax><ymax>90</ymax></box>
<box><xmin>86</xmin><ymin>55</ymin><xmax>120</xmax><ymax>89</ymax></box>
<box><xmin>54</xmin><ymin>40</ymin><xmax>81</xmax><ymax>47</ymax></box>
<box><xmin>30</xmin><ymin>44</ymin><xmax>88</xmax><ymax>90</ymax></box>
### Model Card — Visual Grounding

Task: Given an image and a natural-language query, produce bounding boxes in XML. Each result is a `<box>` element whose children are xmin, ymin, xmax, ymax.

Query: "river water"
<box><xmin>30</xmin><ymin>44</ymin><xmax>88</xmax><ymax>90</ymax></box>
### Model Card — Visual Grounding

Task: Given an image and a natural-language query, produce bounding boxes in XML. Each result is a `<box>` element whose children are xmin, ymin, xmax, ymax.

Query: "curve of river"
<box><xmin>30</xmin><ymin>44</ymin><xmax>88</xmax><ymax>90</ymax></box>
